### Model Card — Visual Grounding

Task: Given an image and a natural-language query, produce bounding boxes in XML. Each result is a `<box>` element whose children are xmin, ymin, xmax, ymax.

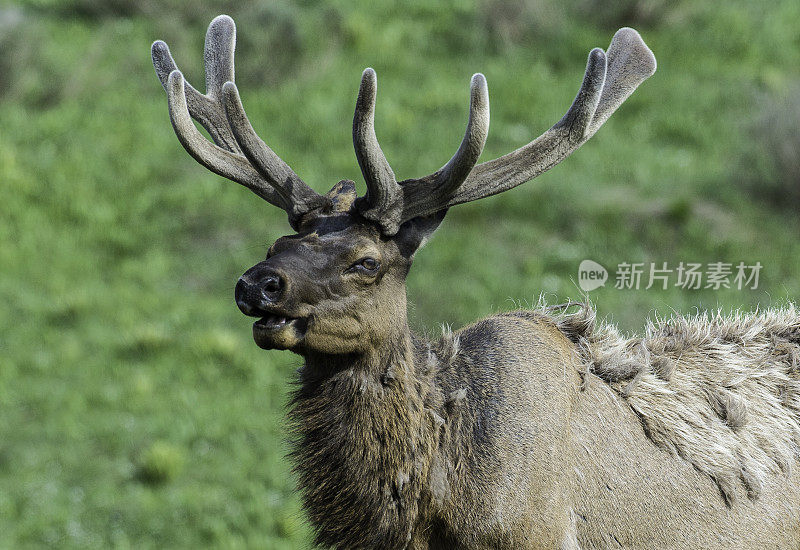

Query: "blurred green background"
<box><xmin>1</xmin><ymin>0</ymin><xmax>799</xmax><ymax>547</ymax></box>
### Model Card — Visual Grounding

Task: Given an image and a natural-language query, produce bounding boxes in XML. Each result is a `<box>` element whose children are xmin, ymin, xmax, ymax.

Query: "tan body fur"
<box><xmin>288</xmin><ymin>307</ymin><xmax>800</xmax><ymax>549</ymax></box>
<box><xmin>573</xmin><ymin>374</ymin><xmax>800</xmax><ymax>549</ymax></box>
<box><xmin>397</xmin><ymin>311</ymin><xmax>800</xmax><ymax>548</ymax></box>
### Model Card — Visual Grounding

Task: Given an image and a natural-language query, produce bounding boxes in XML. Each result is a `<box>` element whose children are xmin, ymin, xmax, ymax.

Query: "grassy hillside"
<box><xmin>2</xmin><ymin>0</ymin><xmax>799</xmax><ymax>547</ymax></box>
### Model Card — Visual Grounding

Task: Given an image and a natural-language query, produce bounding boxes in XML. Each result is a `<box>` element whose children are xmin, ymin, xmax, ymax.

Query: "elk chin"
<box><xmin>252</xmin><ymin>316</ymin><xmax>307</xmax><ymax>351</ymax></box>
<box><xmin>298</xmin><ymin>315</ymin><xmax>372</xmax><ymax>356</ymax></box>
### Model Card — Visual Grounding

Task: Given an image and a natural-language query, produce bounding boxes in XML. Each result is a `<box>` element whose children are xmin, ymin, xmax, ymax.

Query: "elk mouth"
<box><xmin>254</xmin><ymin>313</ymin><xmax>297</xmax><ymax>330</ymax></box>
<box><xmin>252</xmin><ymin>312</ymin><xmax>308</xmax><ymax>350</ymax></box>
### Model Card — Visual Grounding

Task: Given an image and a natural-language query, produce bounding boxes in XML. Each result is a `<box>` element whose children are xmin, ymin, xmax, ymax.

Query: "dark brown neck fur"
<box><xmin>289</xmin><ymin>330</ymin><xmax>444</xmax><ymax>549</ymax></box>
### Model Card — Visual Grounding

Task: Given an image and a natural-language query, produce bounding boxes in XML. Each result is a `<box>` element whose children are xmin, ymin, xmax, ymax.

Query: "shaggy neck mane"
<box><xmin>549</xmin><ymin>302</ymin><xmax>800</xmax><ymax>505</ymax></box>
<box><xmin>289</xmin><ymin>330</ymin><xmax>444</xmax><ymax>549</ymax></box>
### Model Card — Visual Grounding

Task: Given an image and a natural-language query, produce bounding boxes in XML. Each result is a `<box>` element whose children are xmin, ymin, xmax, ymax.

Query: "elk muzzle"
<box><xmin>235</xmin><ymin>263</ymin><xmax>307</xmax><ymax>350</ymax></box>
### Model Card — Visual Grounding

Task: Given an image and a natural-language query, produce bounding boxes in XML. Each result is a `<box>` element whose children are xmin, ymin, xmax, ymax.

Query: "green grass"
<box><xmin>2</xmin><ymin>0</ymin><xmax>800</xmax><ymax>547</ymax></box>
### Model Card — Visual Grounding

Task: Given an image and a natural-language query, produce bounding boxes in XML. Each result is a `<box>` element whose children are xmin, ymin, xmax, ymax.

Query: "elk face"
<box><xmin>235</xmin><ymin>211</ymin><xmax>415</xmax><ymax>355</ymax></box>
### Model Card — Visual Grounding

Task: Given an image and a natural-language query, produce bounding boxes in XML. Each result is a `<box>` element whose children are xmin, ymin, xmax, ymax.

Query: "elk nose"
<box><xmin>263</xmin><ymin>274</ymin><xmax>282</xmax><ymax>294</ymax></box>
<box><xmin>235</xmin><ymin>271</ymin><xmax>286</xmax><ymax>316</ymax></box>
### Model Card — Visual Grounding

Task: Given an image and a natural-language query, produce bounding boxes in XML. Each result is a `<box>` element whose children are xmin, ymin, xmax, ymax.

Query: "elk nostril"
<box><xmin>263</xmin><ymin>275</ymin><xmax>283</xmax><ymax>294</ymax></box>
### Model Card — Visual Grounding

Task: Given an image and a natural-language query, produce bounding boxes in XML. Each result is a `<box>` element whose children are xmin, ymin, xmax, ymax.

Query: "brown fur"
<box><xmin>285</xmin><ymin>298</ymin><xmax>800</xmax><ymax>549</ymax></box>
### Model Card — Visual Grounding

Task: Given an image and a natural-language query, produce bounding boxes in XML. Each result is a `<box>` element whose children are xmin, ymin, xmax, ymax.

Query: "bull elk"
<box><xmin>152</xmin><ymin>15</ymin><xmax>800</xmax><ymax>549</ymax></box>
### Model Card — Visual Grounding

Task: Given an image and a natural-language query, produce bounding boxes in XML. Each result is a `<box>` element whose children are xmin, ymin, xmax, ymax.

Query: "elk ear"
<box><xmin>394</xmin><ymin>209</ymin><xmax>448</xmax><ymax>258</ymax></box>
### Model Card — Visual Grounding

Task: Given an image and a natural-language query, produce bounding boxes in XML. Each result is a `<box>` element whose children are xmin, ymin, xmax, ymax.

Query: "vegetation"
<box><xmin>1</xmin><ymin>0</ymin><xmax>799</xmax><ymax>547</ymax></box>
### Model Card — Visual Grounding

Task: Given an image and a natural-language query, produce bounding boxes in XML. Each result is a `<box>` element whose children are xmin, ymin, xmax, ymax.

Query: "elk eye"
<box><xmin>352</xmin><ymin>257</ymin><xmax>380</xmax><ymax>273</ymax></box>
<box><xmin>361</xmin><ymin>258</ymin><xmax>378</xmax><ymax>270</ymax></box>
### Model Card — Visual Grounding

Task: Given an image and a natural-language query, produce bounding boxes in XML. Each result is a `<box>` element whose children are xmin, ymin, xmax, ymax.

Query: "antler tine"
<box><xmin>393</xmin><ymin>73</ymin><xmax>490</xmax><ymax>227</ymax></box>
<box><xmin>164</xmin><ymin>70</ymin><xmax>285</xmax><ymax>204</ymax></box>
<box><xmin>152</xmin><ymin>16</ymin><xmax>239</xmax><ymax>153</ymax></box>
<box><xmin>203</xmin><ymin>15</ymin><xmax>235</xmax><ymax>100</ymax></box>
<box><xmin>222</xmin><ymin>82</ymin><xmax>328</xmax><ymax>216</ymax></box>
<box><xmin>588</xmin><ymin>27</ymin><xmax>658</xmax><ymax>135</ymax></box>
<box><xmin>152</xmin><ymin>15</ymin><xmax>326</xmax><ymax>228</ymax></box>
<box><xmin>430</xmin><ymin>73</ymin><xmax>491</xmax><ymax>194</ymax></box>
<box><xmin>352</xmin><ymin>68</ymin><xmax>401</xmax><ymax>225</ymax></box>
<box><xmin>445</xmin><ymin>27</ymin><xmax>656</xmax><ymax>208</ymax></box>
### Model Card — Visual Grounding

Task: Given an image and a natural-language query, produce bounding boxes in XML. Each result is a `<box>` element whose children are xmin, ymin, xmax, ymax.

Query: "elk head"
<box><xmin>152</xmin><ymin>15</ymin><xmax>656</xmax><ymax>357</ymax></box>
